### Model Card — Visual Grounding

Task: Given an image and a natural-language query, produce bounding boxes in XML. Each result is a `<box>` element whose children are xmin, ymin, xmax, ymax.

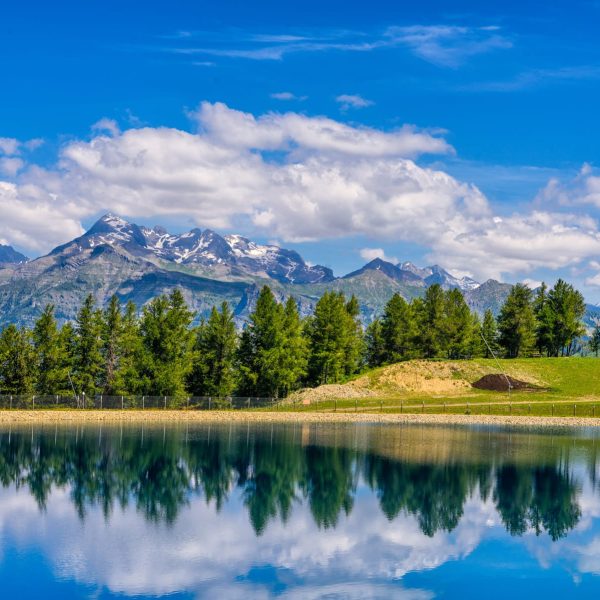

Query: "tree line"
<box><xmin>0</xmin><ymin>278</ymin><xmax>589</xmax><ymax>397</ymax></box>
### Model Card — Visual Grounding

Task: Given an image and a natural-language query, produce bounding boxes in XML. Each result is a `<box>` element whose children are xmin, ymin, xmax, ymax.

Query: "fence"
<box><xmin>0</xmin><ymin>394</ymin><xmax>276</xmax><ymax>410</ymax></box>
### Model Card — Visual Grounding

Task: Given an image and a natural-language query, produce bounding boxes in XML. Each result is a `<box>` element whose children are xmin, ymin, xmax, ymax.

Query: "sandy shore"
<box><xmin>0</xmin><ymin>410</ymin><xmax>598</xmax><ymax>428</ymax></box>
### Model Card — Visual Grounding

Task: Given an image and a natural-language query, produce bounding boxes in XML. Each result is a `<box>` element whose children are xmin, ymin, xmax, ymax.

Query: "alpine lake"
<box><xmin>1</xmin><ymin>420</ymin><xmax>600</xmax><ymax>599</ymax></box>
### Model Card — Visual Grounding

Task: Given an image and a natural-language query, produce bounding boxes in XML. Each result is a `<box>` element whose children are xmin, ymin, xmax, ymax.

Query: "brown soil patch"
<box><xmin>472</xmin><ymin>374</ymin><xmax>539</xmax><ymax>392</ymax></box>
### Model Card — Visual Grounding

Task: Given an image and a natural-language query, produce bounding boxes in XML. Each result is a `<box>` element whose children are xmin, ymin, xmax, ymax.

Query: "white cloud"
<box><xmin>536</xmin><ymin>164</ymin><xmax>600</xmax><ymax>209</ymax></box>
<box><xmin>0</xmin><ymin>157</ymin><xmax>25</xmax><ymax>177</ymax></box>
<box><xmin>91</xmin><ymin>118</ymin><xmax>120</xmax><ymax>137</ymax></box>
<box><xmin>359</xmin><ymin>247</ymin><xmax>398</xmax><ymax>263</ymax></box>
<box><xmin>2</xmin><ymin>101</ymin><xmax>600</xmax><ymax>282</ymax></box>
<box><xmin>336</xmin><ymin>94</ymin><xmax>374</xmax><ymax>110</ymax></box>
<box><xmin>270</xmin><ymin>92</ymin><xmax>307</xmax><ymax>101</ymax></box>
<box><xmin>171</xmin><ymin>24</ymin><xmax>511</xmax><ymax>68</ymax></box>
<box><xmin>0</xmin><ymin>137</ymin><xmax>20</xmax><ymax>155</ymax></box>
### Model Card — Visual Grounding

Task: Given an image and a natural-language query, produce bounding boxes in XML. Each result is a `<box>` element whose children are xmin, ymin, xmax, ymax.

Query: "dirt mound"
<box><xmin>288</xmin><ymin>384</ymin><xmax>378</xmax><ymax>405</ymax></box>
<box><xmin>472</xmin><ymin>374</ymin><xmax>537</xmax><ymax>392</ymax></box>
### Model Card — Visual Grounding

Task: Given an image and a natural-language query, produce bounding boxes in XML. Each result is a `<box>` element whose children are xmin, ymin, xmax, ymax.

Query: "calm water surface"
<box><xmin>0</xmin><ymin>421</ymin><xmax>600</xmax><ymax>598</ymax></box>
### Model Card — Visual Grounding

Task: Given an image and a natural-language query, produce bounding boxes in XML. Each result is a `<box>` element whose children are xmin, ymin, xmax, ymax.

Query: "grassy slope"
<box><xmin>288</xmin><ymin>357</ymin><xmax>600</xmax><ymax>417</ymax></box>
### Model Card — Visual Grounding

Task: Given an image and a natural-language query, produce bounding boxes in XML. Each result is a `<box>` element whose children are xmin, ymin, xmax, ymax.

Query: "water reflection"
<box><xmin>0</xmin><ymin>422</ymin><xmax>599</xmax><ymax>597</ymax></box>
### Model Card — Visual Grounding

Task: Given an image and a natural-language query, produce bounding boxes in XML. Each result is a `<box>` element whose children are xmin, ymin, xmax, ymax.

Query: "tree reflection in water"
<box><xmin>0</xmin><ymin>423</ymin><xmax>592</xmax><ymax>540</ymax></box>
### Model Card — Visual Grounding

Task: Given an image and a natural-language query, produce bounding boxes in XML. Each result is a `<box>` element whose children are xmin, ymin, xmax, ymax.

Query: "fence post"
<box><xmin>355</xmin><ymin>398</ymin><xmax>358</xmax><ymax>413</ymax></box>
<box><xmin>10</xmin><ymin>395</ymin><xmax>12</xmax><ymax>409</ymax></box>
<box><xmin>552</xmin><ymin>404</ymin><xmax>554</xmax><ymax>416</ymax></box>
<box><xmin>121</xmin><ymin>395</ymin><xmax>124</xmax><ymax>410</ymax></box>
<box><xmin>100</xmin><ymin>394</ymin><xmax>103</xmax><ymax>410</ymax></box>
<box><xmin>209</xmin><ymin>397</ymin><xmax>212</xmax><ymax>410</ymax></box>
<box><xmin>334</xmin><ymin>398</ymin><xmax>337</xmax><ymax>412</ymax></box>
<box><xmin>32</xmin><ymin>395</ymin><xmax>35</xmax><ymax>410</ymax></box>
<box><xmin>56</xmin><ymin>394</ymin><xmax>58</xmax><ymax>406</ymax></box>
<box><xmin>164</xmin><ymin>396</ymin><xmax>166</xmax><ymax>410</ymax></box>
<box><xmin>187</xmin><ymin>397</ymin><xmax>190</xmax><ymax>410</ymax></box>
<box><xmin>574</xmin><ymin>404</ymin><xmax>576</xmax><ymax>417</ymax></box>
<box><xmin>248</xmin><ymin>398</ymin><xmax>250</xmax><ymax>410</ymax></box>
<box><xmin>142</xmin><ymin>395</ymin><xmax>145</xmax><ymax>410</ymax></box>
<box><xmin>380</xmin><ymin>398</ymin><xmax>383</xmax><ymax>413</ymax></box>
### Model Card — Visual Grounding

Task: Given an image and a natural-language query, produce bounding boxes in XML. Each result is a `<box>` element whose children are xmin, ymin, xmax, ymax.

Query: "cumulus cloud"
<box><xmin>2</xmin><ymin>101</ymin><xmax>600</xmax><ymax>281</ymax></box>
<box><xmin>360</xmin><ymin>248</ymin><xmax>398</xmax><ymax>264</ymax></box>
<box><xmin>536</xmin><ymin>164</ymin><xmax>600</xmax><ymax>209</ymax></box>
<box><xmin>336</xmin><ymin>94</ymin><xmax>374</xmax><ymax>110</ymax></box>
<box><xmin>0</xmin><ymin>157</ymin><xmax>25</xmax><ymax>177</ymax></box>
<box><xmin>0</xmin><ymin>137</ymin><xmax>20</xmax><ymax>155</ymax></box>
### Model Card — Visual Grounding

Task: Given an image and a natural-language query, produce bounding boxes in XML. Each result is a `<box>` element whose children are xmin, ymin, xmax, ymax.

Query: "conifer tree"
<box><xmin>114</xmin><ymin>301</ymin><xmax>143</xmax><ymax>394</ymax></box>
<box><xmin>73</xmin><ymin>294</ymin><xmax>104</xmax><ymax>396</ymax></box>
<box><xmin>189</xmin><ymin>302</ymin><xmax>238</xmax><ymax>397</ymax></box>
<box><xmin>138</xmin><ymin>289</ymin><xmax>195</xmax><ymax>396</ymax></box>
<box><xmin>32</xmin><ymin>305</ymin><xmax>68</xmax><ymax>394</ymax></box>
<box><xmin>343</xmin><ymin>295</ymin><xmax>364</xmax><ymax>376</ymax></box>
<box><xmin>533</xmin><ymin>283</ymin><xmax>554</xmax><ymax>355</ymax></box>
<box><xmin>480</xmin><ymin>309</ymin><xmax>500</xmax><ymax>358</ymax></box>
<box><xmin>237</xmin><ymin>286</ymin><xmax>288</xmax><ymax>397</ymax></box>
<box><xmin>0</xmin><ymin>324</ymin><xmax>36</xmax><ymax>394</ymax></box>
<box><xmin>279</xmin><ymin>297</ymin><xmax>308</xmax><ymax>396</ymax></box>
<box><xmin>547</xmin><ymin>279</ymin><xmax>585</xmax><ymax>356</ymax></box>
<box><xmin>497</xmin><ymin>284</ymin><xmax>536</xmax><ymax>358</ymax></box>
<box><xmin>101</xmin><ymin>295</ymin><xmax>123</xmax><ymax>395</ymax></box>
<box><xmin>365</xmin><ymin>319</ymin><xmax>385</xmax><ymax>368</ymax></box>
<box><xmin>443</xmin><ymin>288</ymin><xmax>473</xmax><ymax>359</ymax></box>
<box><xmin>381</xmin><ymin>293</ymin><xmax>414</xmax><ymax>363</ymax></box>
<box><xmin>415</xmin><ymin>284</ymin><xmax>446</xmax><ymax>358</ymax></box>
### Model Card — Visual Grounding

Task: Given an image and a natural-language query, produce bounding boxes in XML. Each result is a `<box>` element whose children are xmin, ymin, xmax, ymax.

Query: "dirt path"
<box><xmin>0</xmin><ymin>410</ymin><xmax>598</xmax><ymax>428</ymax></box>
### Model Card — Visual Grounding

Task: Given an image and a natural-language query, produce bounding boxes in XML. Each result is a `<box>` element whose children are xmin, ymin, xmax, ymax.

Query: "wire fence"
<box><xmin>0</xmin><ymin>394</ymin><xmax>277</xmax><ymax>410</ymax></box>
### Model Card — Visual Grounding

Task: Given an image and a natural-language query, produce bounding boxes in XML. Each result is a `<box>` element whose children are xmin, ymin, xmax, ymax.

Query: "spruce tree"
<box><xmin>480</xmin><ymin>309</ymin><xmax>500</xmax><ymax>358</ymax></box>
<box><xmin>114</xmin><ymin>301</ymin><xmax>143</xmax><ymax>394</ymax></box>
<box><xmin>547</xmin><ymin>279</ymin><xmax>585</xmax><ymax>356</ymax></box>
<box><xmin>279</xmin><ymin>297</ymin><xmax>308</xmax><ymax>396</ymax></box>
<box><xmin>138</xmin><ymin>289</ymin><xmax>195</xmax><ymax>396</ymax></box>
<box><xmin>381</xmin><ymin>293</ymin><xmax>414</xmax><ymax>363</ymax></box>
<box><xmin>497</xmin><ymin>284</ymin><xmax>536</xmax><ymax>358</ymax></box>
<box><xmin>365</xmin><ymin>319</ymin><xmax>385</xmax><ymax>368</ymax></box>
<box><xmin>101</xmin><ymin>295</ymin><xmax>124</xmax><ymax>395</ymax></box>
<box><xmin>415</xmin><ymin>284</ymin><xmax>446</xmax><ymax>358</ymax></box>
<box><xmin>533</xmin><ymin>283</ymin><xmax>554</xmax><ymax>356</ymax></box>
<box><xmin>32</xmin><ymin>304</ymin><xmax>68</xmax><ymax>394</ymax></box>
<box><xmin>73</xmin><ymin>294</ymin><xmax>104</xmax><ymax>396</ymax></box>
<box><xmin>443</xmin><ymin>289</ymin><xmax>473</xmax><ymax>359</ymax></box>
<box><xmin>237</xmin><ymin>286</ymin><xmax>286</xmax><ymax>397</ymax></box>
<box><xmin>589</xmin><ymin>324</ymin><xmax>600</xmax><ymax>357</ymax></box>
<box><xmin>0</xmin><ymin>324</ymin><xmax>36</xmax><ymax>394</ymax></box>
<box><xmin>343</xmin><ymin>295</ymin><xmax>364</xmax><ymax>376</ymax></box>
<box><xmin>189</xmin><ymin>302</ymin><xmax>238</xmax><ymax>397</ymax></box>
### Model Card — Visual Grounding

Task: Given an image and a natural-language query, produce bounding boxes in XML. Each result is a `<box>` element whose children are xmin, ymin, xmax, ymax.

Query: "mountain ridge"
<box><xmin>0</xmin><ymin>213</ymin><xmax>547</xmax><ymax>327</ymax></box>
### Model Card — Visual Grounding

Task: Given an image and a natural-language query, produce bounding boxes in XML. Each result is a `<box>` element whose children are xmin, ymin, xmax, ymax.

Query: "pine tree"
<box><xmin>73</xmin><ymin>294</ymin><xmax>104</xmax><ymax>396</ymax></box>
<box><xmin>101</xmin><ymin>295</ymin><xmax>124</xmax><ymax>395</ymax></box>
<box><xmin>32</xmin><ymin>304</ymin><xmax>68</xmax><ymax>394</ymax></box>
<box><xmin>343</xmin><ymin>295</ymin><xmax>364</xmax><ymax>376</ymax></box>
<box><xmin>443</xmin><ymin>289</ymin><xmax>474</xmax><ymax>359</ymax></box>
<box><xmin>547</xmin><ymin>279</ymin><xmax>585</xmax><ymax>356</ymax></box>
<box><xmin>189</xmin><ymin>302</ymin><xmax>238</xmax><ymax>397</ymax></box>
<box><xmin>497</xmin><ymin>284</ymin><xmax>536</xmax><ymax>358</ymax></box>
<box><xmin>306</xmin><ymin>291</ymin><xmax>353</xmax><ymax>385</ymax></box>
<box><xmin>365</xmin><ymin>319</ymin><xmax>385</xmax><ymax>368</ymax></box>
<box><xmin>480</xmin><ymin>309</ymin><xmax>500</xmax><ymax>358</ymax></box>
<box><xmin>279</xmin><ymin>297</ymin><xmax>308</xmax><ymax>396</ymax></box>
<box><xmin>138</xmin><ymin>289</ymin><xmax>195</xmax><ymax>396</ymax></box>
<box><xmin>533</xmin><ymin>283</ymin><xmax>554</xmax><ymax>356</ymax></box>
<box><xmin>0</xmin><ymin>324</ymin><xmax>36</xmax><ymax>394</ymax></box>
<box><xmin>237</xmin><ymin>286</ymin><xmax>286</xmax><ymax>397</ymax></box>
<box><xmin>415</xmin><ymin>284</ymin><xmax>446</xmax><ymax>358</ymax></box>
<box><xmin>381</xmin><ymin>293</ymin><xmax>414</xmax><ymax>363</ymax></box>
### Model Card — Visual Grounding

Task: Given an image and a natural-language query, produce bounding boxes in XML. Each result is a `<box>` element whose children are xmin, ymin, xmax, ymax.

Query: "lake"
<box><xmin>0</xmin><ymin>421</ymin><xmax>599</xmax><ymax>598</ymax></box>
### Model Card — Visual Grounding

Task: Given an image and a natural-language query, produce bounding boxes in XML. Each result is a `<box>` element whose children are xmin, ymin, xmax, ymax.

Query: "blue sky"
<box><xmin>2</xmin><ymin>0</ymin><xmax>600</xmax><ymax>296</ymax></box>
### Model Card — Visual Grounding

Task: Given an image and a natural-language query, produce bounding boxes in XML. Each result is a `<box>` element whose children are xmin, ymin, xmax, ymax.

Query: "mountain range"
<box><xmin>0</xmin><ymin>213</ymin><xmax>594</xmax><ymax>328</ymax></box>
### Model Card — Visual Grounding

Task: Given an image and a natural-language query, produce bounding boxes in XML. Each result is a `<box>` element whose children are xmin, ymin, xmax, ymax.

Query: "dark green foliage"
<box><xmin>189</xmin><ymin>302</ymin><xmax>238</xmax><ymax>397</ymax></box>
<box><xmin>381</xmin><ymin>293</ymin><xmax>414</xmax><ymax>363</ymax></box>
<box><xmin>0</xmin><ymin>324</ymin><xmax>35</xmax><ymax>394</ymax></box>
<box><xmin>365</xmin><ymin>319</ymin><xmax>385</xmax><ymax>368</ymax></box>
<box><xmin>32</xmin><ymin>305</ymin><xmax>69</xmax><ymax>394</ymax></box>
<box><xmin>497</xmin><ymin>284</ymin><xmax>536</xmax><ymax>358</ymax></box>
<box><xmin>589</xmin><ymin>323</ymin><xmax>600</xmax><ymax>357</ymax></box>
<box><xmin>306</xmin><ymin>291</ymin><xmax>364</xmax><ymax>385</ymax></box>
<box><xmin>72</xmin><ymin>294</ymin><xmax>104</xmax><ymax>396</ymax></box>
<box><xmin>480</xmin><ymin>309</ymin><xmax>500</xmax><ymax>358</ymax></box>
<box><xmin>137</xmin><ymin>289</ymin><xmax>195</xmax><ymax>396</ymax></box>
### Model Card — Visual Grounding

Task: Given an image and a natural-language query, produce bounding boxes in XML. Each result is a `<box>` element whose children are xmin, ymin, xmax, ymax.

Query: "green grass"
<box><xmin>282</xmin><ymin>357</ymin><xmax>600</xmax><ymax>417</ymax></box>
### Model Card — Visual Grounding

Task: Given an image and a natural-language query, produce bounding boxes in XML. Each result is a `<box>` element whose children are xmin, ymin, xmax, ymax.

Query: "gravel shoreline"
<box><xmin>0</xmin><ymin>410</ymin><xmax>598</xmax><ymax>428</ymax></box>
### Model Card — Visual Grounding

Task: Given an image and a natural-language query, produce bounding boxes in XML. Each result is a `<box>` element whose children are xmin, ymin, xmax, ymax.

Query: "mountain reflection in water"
<box><xmin>0</xmin><ymin>422</ymin><xmax>599</xmax><ymax>598</ymax></box>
